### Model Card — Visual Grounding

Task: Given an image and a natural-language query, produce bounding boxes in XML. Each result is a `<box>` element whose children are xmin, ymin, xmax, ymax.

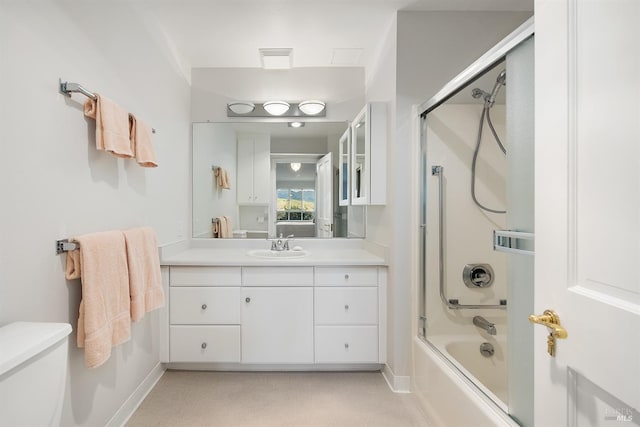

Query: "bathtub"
<box><xmin>431</xmin><ymin>335</ymin><xmax>508</xmax><ymax>407</ymax></box>
<box><xmin>412</xmin><ymin>336</ymin><xmax>517</xmax><ymax>427</ymax></box>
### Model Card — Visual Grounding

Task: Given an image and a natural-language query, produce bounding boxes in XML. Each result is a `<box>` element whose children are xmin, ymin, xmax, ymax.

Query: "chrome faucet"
<box><xmin>270</xmin><ymin>233</ymin><xmax>294</xmax><ymax>251</ymax></box>
<box><xmin>473</xmin><ymin>316</ymin><xmax>497</xmax><ymax>335</ymax></box>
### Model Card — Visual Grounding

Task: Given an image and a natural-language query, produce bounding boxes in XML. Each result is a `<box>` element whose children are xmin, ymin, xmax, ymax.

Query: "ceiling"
<box><xmin>134</xmin><ymin>0</ymin><xmax>533</xmax><ymax>73</ymax></box>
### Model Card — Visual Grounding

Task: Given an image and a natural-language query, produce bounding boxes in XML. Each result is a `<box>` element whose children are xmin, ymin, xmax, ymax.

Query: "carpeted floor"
<box><xmin>126</xmin><ymin>370</ymin><xmax>429</xmax><ymax>427</ymax></box>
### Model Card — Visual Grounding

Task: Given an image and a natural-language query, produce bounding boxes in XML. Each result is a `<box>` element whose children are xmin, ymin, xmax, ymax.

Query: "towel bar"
<box><xmin>59</xmin><ymin>79</ymin><xmax>156</xmax><ymax>133</ymax></box>
<box><xmin>56</xmin><ymin>239</ymin><xmax>78</xmax><ymax>255</ymax></box>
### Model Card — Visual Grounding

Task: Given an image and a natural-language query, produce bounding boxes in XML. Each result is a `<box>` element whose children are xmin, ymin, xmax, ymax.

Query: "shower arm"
<box><xmin>432</xmin><ymin>165</ymin><xmax>506</xmax><ymax>310</ymax></box>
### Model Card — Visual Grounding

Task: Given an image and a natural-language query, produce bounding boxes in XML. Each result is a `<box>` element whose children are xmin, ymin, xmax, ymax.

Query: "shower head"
<box><xmin>496</xmin><ymin>69</ymin><xmax>506</xmax><ymax>86</ymax></box>
<box><xmin>471</xmin><ymin>88</ymin><xmax>490</xmax><ymax>99</ymax></box>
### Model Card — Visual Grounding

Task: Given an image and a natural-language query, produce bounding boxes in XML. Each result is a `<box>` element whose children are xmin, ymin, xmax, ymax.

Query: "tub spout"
<box><xmin>473</xmin><ymin>316</ymin><xmax>497</xmax><ymax>335</ymax></box>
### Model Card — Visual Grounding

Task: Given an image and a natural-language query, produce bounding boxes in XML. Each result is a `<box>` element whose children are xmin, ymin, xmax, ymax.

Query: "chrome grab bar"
<box><xmin>432</xmin><ymin>165</ymin><xmax>506</xmax><ymax>310</ymax></box>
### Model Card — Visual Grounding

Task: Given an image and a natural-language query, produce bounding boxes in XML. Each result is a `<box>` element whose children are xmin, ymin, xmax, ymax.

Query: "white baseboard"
<box><xmin>106</xmin><ymin>363</ymin><xmax>165</xmax><ymax>427</ymax></box>
<box><xmin>382</xmin><ymin>364</ymin><xmax>411</xmax><ymax>393</ymax></box>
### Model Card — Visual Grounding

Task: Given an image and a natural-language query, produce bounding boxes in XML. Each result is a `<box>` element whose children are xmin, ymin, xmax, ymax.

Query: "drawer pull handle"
<box><xmin>344</xmin><ymin>304</ymin><xmax>350</xmax><ymax>311</ymax></box>
<box><xmin>201</xmin><ymin>342</ymin><xmax>207</xmax><ymax>349</ymax></box>
<box><xmin>245</xmin><ymin>297</ymin><xmax>251</xmax><ymax>303</ymax></box>
<box><xmin>344</xmin><ymin>274</ymin><xmax>350</xmax><ymax>280</ymax></box>
<box><xmin>344</xmin><ymin>343</ymin><xmax>349</xmax><ymax>349</ymax></box>
<box><xmin>201</xmin><ymin>304</ymin><xmax>207</xmax><ymax>310</ymax></box>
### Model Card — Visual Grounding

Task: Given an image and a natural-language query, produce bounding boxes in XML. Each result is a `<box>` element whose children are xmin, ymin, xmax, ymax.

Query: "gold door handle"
<box><xmin>528</xmin><ymin>309</ymin><xmax>568</xmax><ymax>339</ymax></box>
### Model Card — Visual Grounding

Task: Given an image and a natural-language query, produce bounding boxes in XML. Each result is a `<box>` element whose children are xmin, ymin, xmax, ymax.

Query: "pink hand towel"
<box><xmin>214</xmin><ymin>167</ymin><xmax>231</xmax><ymax>189</ymax></box>
<box><xmin>129</xmin><ymin>114</ymin><xmax>158</xmax><ymax>167</ymax></box>
<box><xmin>123</xmin><ymin>227</ymin><xmax>165</xmax><ymax>321</ymax></box>
<box><xmin>84</xmin><ymin>94</ymin><xmax>134</xmax><ymax>158</ymax></box>
<box><xmin>65</xmin><ymin>231</ymin><xmax>131</xmax><ymax>368</ymax></box>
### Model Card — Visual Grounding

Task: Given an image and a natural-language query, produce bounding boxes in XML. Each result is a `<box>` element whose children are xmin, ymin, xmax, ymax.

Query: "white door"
<box><xmin>535</xmin><ymin>1</ymin><xmax>640</xmax><ymax>426</ymax></box>
<box><xmin>316</xmin><ymin>153</ymin><xmax>333</xmax><ymax>237</ymax></box>
<box><xmin>236</xmin><ymin>136</ymin><xmax>254</xmax><ymax>204</ymax></box>
<box><xmin>252</xmin><ymin>134</ymin><xmax>271</xmax><ymax>204</ymax></box>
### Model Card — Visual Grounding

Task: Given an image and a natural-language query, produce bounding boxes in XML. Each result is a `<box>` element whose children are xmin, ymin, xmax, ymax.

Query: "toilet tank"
<box><xmin>0</xmin><ymin>322</ymin><xmax>72</xmax><ymax>427</ymax></box>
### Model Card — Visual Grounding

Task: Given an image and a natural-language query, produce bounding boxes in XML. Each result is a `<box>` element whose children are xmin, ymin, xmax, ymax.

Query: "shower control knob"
<box><xmin>245</xmin><ymin>297</ymin><xmax>251</xmax><ymax>303</ymax></box>
<box><xmin>201</xmin><ymin>304</ymin><xmax>207</xmax><ymax>310</ymax></box>
<box><xmin>201</xmin><ymin>342</ymin><xmax>207</xmax><ymax>349</ymax></box>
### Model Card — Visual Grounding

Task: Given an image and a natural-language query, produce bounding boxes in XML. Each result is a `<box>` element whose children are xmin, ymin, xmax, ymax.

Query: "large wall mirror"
<box><xmin>193</xmin><ymin>122</ymin><xmax>366</xmax><ymax>239</ymax></box>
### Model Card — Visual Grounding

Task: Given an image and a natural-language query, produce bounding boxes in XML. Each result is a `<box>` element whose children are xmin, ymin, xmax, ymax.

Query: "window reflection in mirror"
<box><xmin>192</xmin><ymin>122</ymin><xmax>366</xmax><ymax>239</ymax></box>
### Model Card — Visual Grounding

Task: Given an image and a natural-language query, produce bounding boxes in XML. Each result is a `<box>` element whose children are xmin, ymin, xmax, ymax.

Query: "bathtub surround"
<box><xmin>1</xmin><ymin>1</ymin><xmax>190</xmax><ymax>425</ymax></box>
<box><xmin>364</xmin><ymin>10</ymin><xmax>532</xmax><ymax>397</ymax></box>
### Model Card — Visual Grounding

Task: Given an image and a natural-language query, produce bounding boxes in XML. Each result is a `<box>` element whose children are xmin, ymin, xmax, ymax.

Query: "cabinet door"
<box><xmin>241</xmin><ymin>287</ymin><xmax>313</xmax><ymax>363</ymax></box>
<box><xmin>351</xmin><ymin>106</ymin><xmax>368</xmax><ymax>205</ymax></box>
<box><xmin>237</xmin><ymin>136</ymin><xmax>255</xmax><ymax>203</ymax></box>
<box><xmin>338</xmin><ymin>128</ymin><xmax>350</xmax><ymax>206</ymax></box>
<box><xmin>252</xmin><ymin>134</ymin><xmax>271</xmax><ymax>204</ymax></box>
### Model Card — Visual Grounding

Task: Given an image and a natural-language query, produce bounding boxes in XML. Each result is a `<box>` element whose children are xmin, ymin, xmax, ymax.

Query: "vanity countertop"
<box><xmin>160</xmin><ymin>241</ymin><xmax>386</xmax><ymax>267</ymax></box>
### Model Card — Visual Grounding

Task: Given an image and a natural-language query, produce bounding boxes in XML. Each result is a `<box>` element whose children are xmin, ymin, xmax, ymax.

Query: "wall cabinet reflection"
<box><xmin>338</xmin><ymin>128</ymin><xmax>351</xmax><ymax>206</ymax></box>
<box><xmin>350</xmin><ymin>103</ymin><xmax>387</xmax><ymax>206</ymax></box>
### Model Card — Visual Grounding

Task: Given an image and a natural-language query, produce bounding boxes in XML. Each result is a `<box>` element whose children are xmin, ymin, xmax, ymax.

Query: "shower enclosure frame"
<box><xmin>415</xmin><ymin>17</ymin><xmax>534</xmax><ymax>424</ymax></box>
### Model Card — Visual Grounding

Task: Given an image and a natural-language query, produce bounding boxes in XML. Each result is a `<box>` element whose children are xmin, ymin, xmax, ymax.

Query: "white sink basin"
<box><xmin>247</xmin><ymin>249</ymin><xmax>310</xmax><ymax>259</ymax></box>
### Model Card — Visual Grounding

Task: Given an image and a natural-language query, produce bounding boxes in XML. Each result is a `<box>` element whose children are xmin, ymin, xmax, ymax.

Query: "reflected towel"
<box><xmin>123</xmin><ymin>227</ymin><xmax>165</xmax><ymax>322</ymax></box>
<box><xmin>222</xmin><ymin>215</ymin><xmax>232</xmax><ymax>238</ymax></box>
<box><xmin>65</xmin><ymin>231</ymin><xmax>131</xmax><ymax>368</ymax></box>
<box><xmin>212</xmin><ymin>216</ymin><xmax>232</xmax><ymax>238</ymax></box>
<box><xmin>214</xmin><ymin>167</ymin><xmax>231</xmax><ymax>189</ymax></box>
<box><xmin>84</xmin><ymin>94</ymin><xmax>133</xmax><ymax>158</ymax></box>
<box><xmin>129</xmin><ymin>114</ymin><xmax>158</xmax><ymax>167</ymax></box>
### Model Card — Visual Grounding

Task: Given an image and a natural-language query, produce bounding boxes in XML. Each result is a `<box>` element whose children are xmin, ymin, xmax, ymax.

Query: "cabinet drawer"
<box><xmin>315</xmin><ymin>326</ymin><xmax>378</xmax><ymax>363</ymax></box>
<box><xmin>315</xmin><ymin>287</ymin><xmax>378</xmax><ymax>325</ymax></box>
<box><xmin>315</xmin><ymin>266</ymin><xmax>378</xmax><ymax>286</ymax></box>
<box><xmin>170</xmin><ymin>287</ymin><xmax>240</xmax><ymax>324</ymax></box>
<box><xmin>170</xmin><ymin>325</ymin><xmax>240</xmax><ymax>362</ymax></box>
<box><xmin>170</xmin><ymin>266</ymin><xmax>241</xmax><ymax>287</ymax></box>
<box><xmin>242</xmin><ymin>266</ymin><xmax>313</xmax><ymax>286</ymax></box>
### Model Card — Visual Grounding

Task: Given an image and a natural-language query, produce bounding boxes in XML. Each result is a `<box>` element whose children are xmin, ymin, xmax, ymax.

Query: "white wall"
<box><xmin>191</xmin><ymin>67</ymin><xmax>365</xmax><ymax>122</ymax></box>
<box><xmin>0</xmin><ymin>2</ymin><xmax>190</xmax><ymax>426</ymax></box>
<box><xmin>192</xmin><ymin>123</ymin><xmax>238</xmax><ymax>237</ymax></box>
<box><xmin>364</xmin><ymin>11</ymin><xmax>532</xmax><ymax>382</ymax></box>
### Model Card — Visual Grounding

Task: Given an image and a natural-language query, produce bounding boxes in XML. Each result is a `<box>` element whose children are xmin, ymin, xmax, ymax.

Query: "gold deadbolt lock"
<box><xmin>528</xmin><ymin>309</ymin><xmax>568</xmax><ymax>357</ymax></box>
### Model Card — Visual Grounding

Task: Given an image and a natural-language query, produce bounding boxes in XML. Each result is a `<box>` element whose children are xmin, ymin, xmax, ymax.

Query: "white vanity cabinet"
<box><xmin>167</xmin><ymin>267</ymin><xmax>242</xmax><ymax>363</ymax></box>
<box><xmin>163</xmin><ymin>263</ymin><xmax>386</xmax><ymax>367</ymax></box>
<box><xmin>314</xmin><ymin>267</ymin><xmax>381</xmax><ymax>363</ymax></box>
<box><xmin>241</xmin><ymin>267</ymin><xmax>314</xmax><ymax>363</ymax></box>
<box><xmin>237</xmin><ymin>133</ymin><xmax>270</xmax><ymax>205</ymax></box>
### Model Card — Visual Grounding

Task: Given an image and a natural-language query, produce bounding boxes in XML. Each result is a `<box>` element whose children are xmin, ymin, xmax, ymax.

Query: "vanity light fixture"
<box><xmin>288</xmin><ymin>121</ymin><xmax>305</xmax><ymax>128</ymax></box>
<box><xmin>226</xmin><ymin>100</ymin><xmax>326</xmax><ymax>117</ymax></box>
<box><xmin>298</xmin><ymin>100</ymin><xmax>326</xmax><ymax>115</ymax></box>
<box><xmin>227</xmin><ymin>101</ymin><xmax>255</xmax><ymax>115</ymax></box>
<box><xmin>290</xmin><ymin>162</ymin><xmax>302</xmax><ymax>172</ymax></box>
<box><xmin>263</xmin><ymin>101</ymin><xmax>290</xmax><ymax>116</ymax></box>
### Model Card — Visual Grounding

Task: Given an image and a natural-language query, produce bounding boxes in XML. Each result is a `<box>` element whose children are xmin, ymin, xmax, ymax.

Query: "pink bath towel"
<box><xmin>129</xmin><ymin>114</ymin><xmax>158</xmax><ymax>167</ymax></box>
<box><xmin>123</xmin><ymin>227</ymin><xmax>165</xmax><ymax>321</ymax></box>
<box><xmin>65</xmin><ymin>231</ymin><xmax>131</xmax><ymax>368</ymax></box>
<box><xmin>84</xmin><ymin>94</ymin><xmax>134</xmax><ymax>158</ymax></box>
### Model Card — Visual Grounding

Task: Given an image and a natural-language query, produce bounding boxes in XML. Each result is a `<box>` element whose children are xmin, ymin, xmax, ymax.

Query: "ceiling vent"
<box><xmin>259</xmin><ymin>48</ymin><xmax>293</xmax><ymax>69</ymax></box>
